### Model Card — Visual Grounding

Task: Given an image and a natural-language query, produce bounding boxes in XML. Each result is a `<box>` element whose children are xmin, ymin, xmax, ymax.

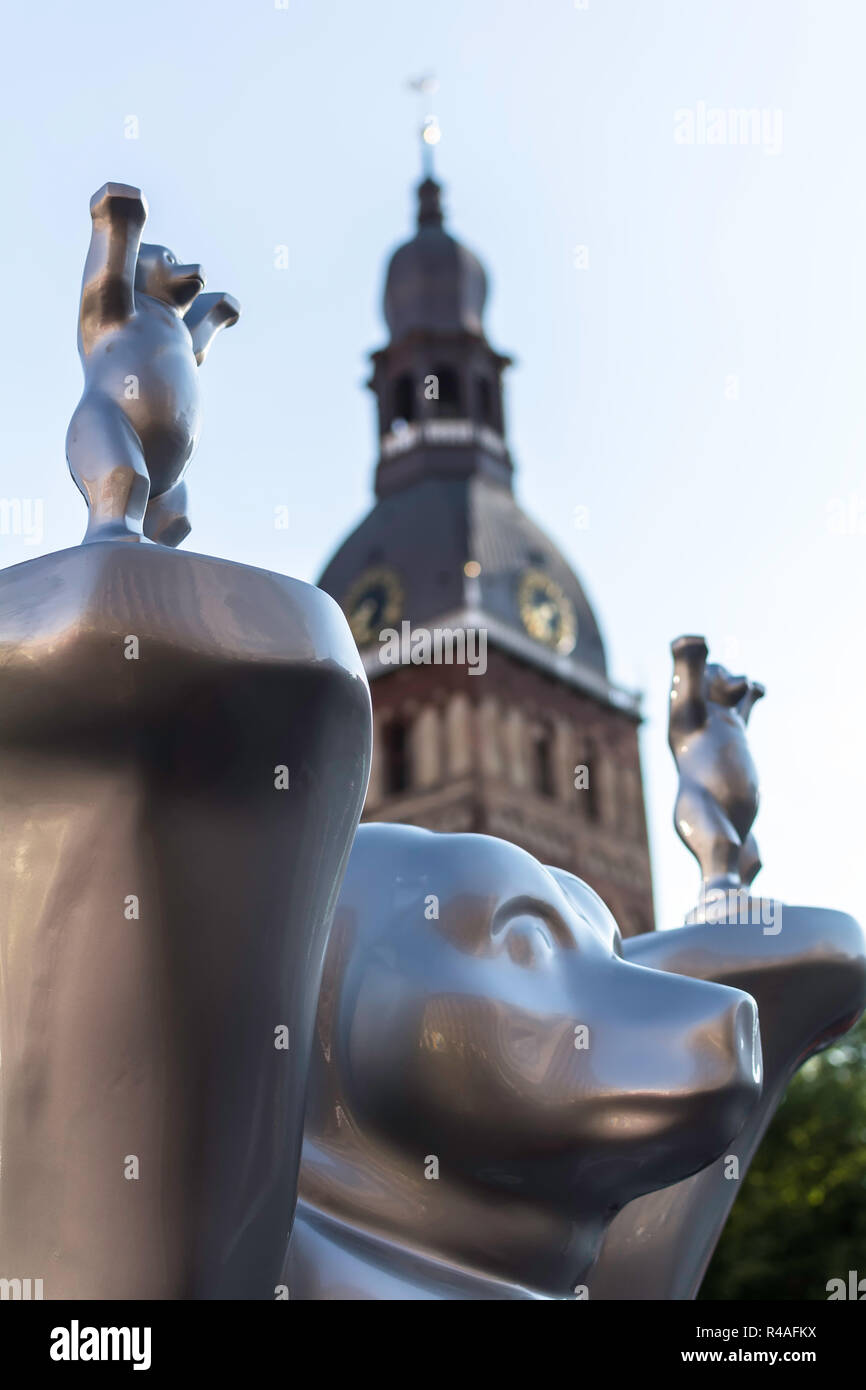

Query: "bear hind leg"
<box><xmin>674</xmin><ymin>782</ymin><xmax>742</xmax><ymax>890</ymax></box>
<box><xmin>143</xmin><ymin>479</ymin><xmax>191</xmax><ymax>548</ymax></box>
<box><xmin>738</xmin><ymin>832</ymin><xmax>761</xmax><ymax>889</ymax></box>
<box><xmin>66</xmin><ymin>395</ymin><xmax>150</xmax><ymax>543</ymax></box>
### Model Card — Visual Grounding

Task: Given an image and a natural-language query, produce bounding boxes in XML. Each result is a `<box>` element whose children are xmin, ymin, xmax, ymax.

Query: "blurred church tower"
<box><xmin>318</xmin><ymin>169</ymin><xmax>655</xmax><ymax>936</ymax></box>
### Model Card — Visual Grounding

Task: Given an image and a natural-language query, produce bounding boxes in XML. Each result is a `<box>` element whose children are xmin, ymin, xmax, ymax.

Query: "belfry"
<box><xmin>318</xmin><ymin>164</ymin><xmax>654</xmax><ymax>936</ymax></box>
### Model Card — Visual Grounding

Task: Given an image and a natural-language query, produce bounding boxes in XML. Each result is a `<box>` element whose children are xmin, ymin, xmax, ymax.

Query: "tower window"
<box><xmin>476</xmin><ymin>375</ymin><xmax>494</xmax><ymax>426</ymax></box>
<box><xmin>383</xmin><ymin>717</ymin><xmax>411</xmax><ymax>795</ymax></box>
<box><xmin>531</xmin><ymin>723</ymin><xmax>555</xmax><ymax>797</ymax></box>
<box><xmin>431</xmin><ymin>364</ymin><xmax>460</xmax><ymax>416</ymax></box>
<box><xmin>392</xmin><ymin>373</ymin><xmax>415</xmax><ymax>426</ymax></box>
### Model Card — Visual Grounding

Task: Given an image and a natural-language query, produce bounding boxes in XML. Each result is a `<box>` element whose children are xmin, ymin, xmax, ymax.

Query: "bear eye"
<box><xmin>498</xmin><ymin>916</ymin><xmax>556</xmax><ymax>968</ymax></box>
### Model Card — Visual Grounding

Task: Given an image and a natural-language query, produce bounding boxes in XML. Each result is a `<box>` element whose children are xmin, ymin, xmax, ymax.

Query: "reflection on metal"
<box><xmin>285</xmin><ymin>823</ymin><xmax>761</xmax><ymax>1299</ymax></box>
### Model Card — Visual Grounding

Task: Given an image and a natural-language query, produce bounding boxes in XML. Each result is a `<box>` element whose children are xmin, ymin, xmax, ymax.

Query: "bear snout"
<box><xmin>177</xmin><ymin>263</ymin><xmax>205</xmax><ymax>290</ymax></box>
<box><xmin>579</xmin><ymin>966</ymin><xmax>763</xmax><ymax>1197</ymax></box>
<box><xmin>728</xmin><ymin>993</ymin><xmax>761</xmax><ymax>1088</ymax></box>
<box><xmin>654</xmin><ymin>981</ymin><xmax>762</xmax><ymax>1184</ymax></box>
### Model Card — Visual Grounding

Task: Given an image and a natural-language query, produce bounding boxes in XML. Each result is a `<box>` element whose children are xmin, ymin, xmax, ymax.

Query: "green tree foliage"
<box><xmin>701</xmin><ymin>1017</ymin><xmax>866</xmax><ymax>1300</ymax></box>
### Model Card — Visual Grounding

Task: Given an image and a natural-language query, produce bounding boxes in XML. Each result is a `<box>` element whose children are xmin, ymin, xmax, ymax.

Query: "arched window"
<box><xmin>432</xmin><ymin>364</ymin><xmax>460</xmax><ymax>416</ymax></box>
<box><xmin>383</xmin><ymin>716</ymin><xmax>411</xmax><ymax>795</ymax></box>
<box><xmin>476</xmin><ymin>375</ymin><xmax>494</xmax><ymax>425</ymax></box>
<box><xmin>392</xmin><ymin>373</ymin><xmax>415</xmax><ymax>426</ymax></box>
<box><xmin>531</xmin><ymin>722</ymin><xmax>555</xmax><ymax>797</ymax></box>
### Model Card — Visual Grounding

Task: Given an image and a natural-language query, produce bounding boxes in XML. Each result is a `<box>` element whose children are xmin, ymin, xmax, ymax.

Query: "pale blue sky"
<box><xmin>1</xmin><ymin>0</ymin><xmax>864</xmax><ymax>929</ymax></box>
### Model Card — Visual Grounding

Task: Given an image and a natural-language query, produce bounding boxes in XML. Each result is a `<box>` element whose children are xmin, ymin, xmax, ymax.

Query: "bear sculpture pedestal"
<box><xmin>0</xmin><ymin>542</ymin><xmax>371</xmax><ymax>1299</ymax></box>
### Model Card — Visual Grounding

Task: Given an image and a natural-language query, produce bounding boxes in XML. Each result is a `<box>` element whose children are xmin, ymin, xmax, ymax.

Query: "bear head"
<box><xmin>703</xmin><ymin>661</ymin><xmax>750</xmax><ymax>710</ymax></box>
<box><xmin>299</xmin><ymin>823</ymin><xmax>762</xmax><ymax>1293</ymax></box>
<box><xmin>135</xmin><ymin>243</ymin><xmax>205</xmax><ymax>315</ymax></box>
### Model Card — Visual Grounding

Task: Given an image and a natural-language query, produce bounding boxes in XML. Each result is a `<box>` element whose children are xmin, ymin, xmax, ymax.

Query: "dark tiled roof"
<box><xmin>468</xmin><ymin>478</ymin><xmax>607</xmax><ymax>677</ymax></box>
<box><xmin>383</xmin><ymin>178</ymin><xmax>487</xmax><ymax>341</ymax></box>
<box><xmin>318</xmin><ymin>474</ymin><xmax>608</xmax><ymax>679</ymax></box>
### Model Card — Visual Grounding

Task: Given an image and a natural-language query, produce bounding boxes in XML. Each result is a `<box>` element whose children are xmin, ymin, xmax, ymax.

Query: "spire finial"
<box><xmin>417</xmin><ymin>177</ymin><xmax>443</xmax><ymax>228</ymax></box>
<box><xmin>407</xmin><ymin>74</ymin><xmax>441</xmax><ymax>180</ymax></box>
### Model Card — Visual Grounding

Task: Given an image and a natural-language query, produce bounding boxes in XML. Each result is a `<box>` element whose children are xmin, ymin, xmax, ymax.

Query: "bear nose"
<box><xmin>179</xmin><ymin>263</ymin><xmax>205</xmax><ymax>289</ymax></box>
<box><xmin>679</xmin><ymin>984</ymin><xmax>762</xmax><ymax>1105</ymax></box>
<box><xmin>728</xmin><ymin>994</ymin><xmax>761</xmax><ymax>1088</ymax></box>
<box><xmin>674</xmin><ymin>985</ymin><xmax>762</xmax><ymax>1167</ymax></box>
<box><xmin>585</xmin><ymin>966</ymin><xmax>763</xmax><ymax>1169</ymax></box>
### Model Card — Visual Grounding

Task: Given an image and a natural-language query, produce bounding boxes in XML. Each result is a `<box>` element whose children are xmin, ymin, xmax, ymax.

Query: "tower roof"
<box><xmin>383</xmin><ymin>178</ymin><xmax>488</xmax><ymax>340</ymax></box>
<box><xmin>318</xmin><ymin>474</ymin><xmax>611</xmax><ymax>686</ymax></box>
<box><xmin>318</xmin><ymin>170</ymin><xmax>639</xmax><ymax>710</ymax></box>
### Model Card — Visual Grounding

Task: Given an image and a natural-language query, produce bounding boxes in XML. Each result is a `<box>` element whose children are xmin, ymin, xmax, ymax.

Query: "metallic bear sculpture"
<box><xmin>284</xmin><ymin>823</ymin><xmax>762</xmax><ymax>1300</ymax></box>
<box><xmin>66</xmin><ymin>182</ymin><xmax>239</xmax><ymax>545</ymax></box>
<box><xmin>0</xmin><ymin>183</ymin><xmax>372</xmax><ymax>1298</ymax></box>
<box><xmin>669</xmin><ymin>634</ymin><xmax>765</xmax><ymax>903</ymax></box>
<box><xmin>586</xmin><ymin>634</ymin><xmax>865</xmax><ymax>1298</ymax></box>
<box><xmin>586</xmin><ymin>900</ymin><xmax>866</xmax><ymax>1299</ymax></box>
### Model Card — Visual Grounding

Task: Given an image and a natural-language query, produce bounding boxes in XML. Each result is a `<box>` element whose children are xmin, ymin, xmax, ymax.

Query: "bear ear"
<box><xmin>708</xmin><ymin>666</ymin><xmax>749</xmax><ymax>706</ymax></box>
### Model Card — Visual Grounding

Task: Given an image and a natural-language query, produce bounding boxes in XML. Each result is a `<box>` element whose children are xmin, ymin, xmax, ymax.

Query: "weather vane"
<box><xmin>407</xmin><ymin>73</ymin><xmax>441</xmax><ymax>177</ymax></box>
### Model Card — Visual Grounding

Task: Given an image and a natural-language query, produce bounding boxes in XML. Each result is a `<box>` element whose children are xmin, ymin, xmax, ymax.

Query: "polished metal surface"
<box><xmin>66</xmin><ymin>182</ymin><xmax>239</xmax><ymax>545</ymax></box>
<box><xmin>587</xmin><ymin>902</ymin><xmax>866</xmax><ymax>1299</ymax></box>
<box><xmin>0</xmin><ymin>540</ymin><xmax>371</xmax><ymax>1295</ymax></box>
<box><xmin>2</xmin><ymin>177</ymin><xmax>372</xmax><ymax>1301</ymax></box>
<box><xmin>585</xmin><ymin>637</ymin><xmax>866</xmax><ymax>1297</ymax></box>
<box><xmin>284</xmin><ymin>823</ymin><xmax>761</xmax><ymax>1299</ymax></box>
<box><xmin>669</xmin><ymin>634</ymin><xmax>765</xmax><ymax>899</ymax></box>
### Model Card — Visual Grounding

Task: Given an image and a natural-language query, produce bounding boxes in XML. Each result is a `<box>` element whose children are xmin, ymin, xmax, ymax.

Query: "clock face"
<box><xmin>342</xmin><ymin>566</ymin><xmax>404</xmax><ymax>646</ymax></box>
<box><xmin>517</xmin><ymin>569</ymin><xmax>577</xmax><ymax>655</ymax></box>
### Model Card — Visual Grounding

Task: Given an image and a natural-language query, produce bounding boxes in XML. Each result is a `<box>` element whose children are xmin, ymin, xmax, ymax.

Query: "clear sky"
<box><xmin>1</xmin><ymin>0</ymin><xmax>863</xmax><ymax>930</ymax></box>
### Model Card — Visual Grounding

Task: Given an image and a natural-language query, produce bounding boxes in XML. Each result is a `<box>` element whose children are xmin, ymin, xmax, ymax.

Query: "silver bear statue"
<box><xmin>669</xmin><ymin>634</ymin><xmax>765</xmax><ymax>906</ymax></box>
<box><xmin>66</xmin><ymin>182</ymin><xmax>239</xmax><ymax>545</ymax></box>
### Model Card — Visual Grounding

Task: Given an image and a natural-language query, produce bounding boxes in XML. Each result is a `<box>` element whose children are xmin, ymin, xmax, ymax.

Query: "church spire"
<box><xmin>417</xmin><ymin>176</ymin><xmax>444</xmax><ymax>229</ymax></box>
<box><xmin>407</xmin><ymin>73</ymin><xmax>441</xmax><ymax>181</ymax></box>
<box><xmin>369</xmin><ymin>167</ymin><xmax>513</xmax><ymax>499</ymax></box>
<box><xmin>315</xmin><ymin>129</ymin><xmax>653</xmax><ymax>939</ymax></box>
<box><xmin>420</xmin><ymin>114</ymin><xmax>441</xmax><ymax>181</ymax></box>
